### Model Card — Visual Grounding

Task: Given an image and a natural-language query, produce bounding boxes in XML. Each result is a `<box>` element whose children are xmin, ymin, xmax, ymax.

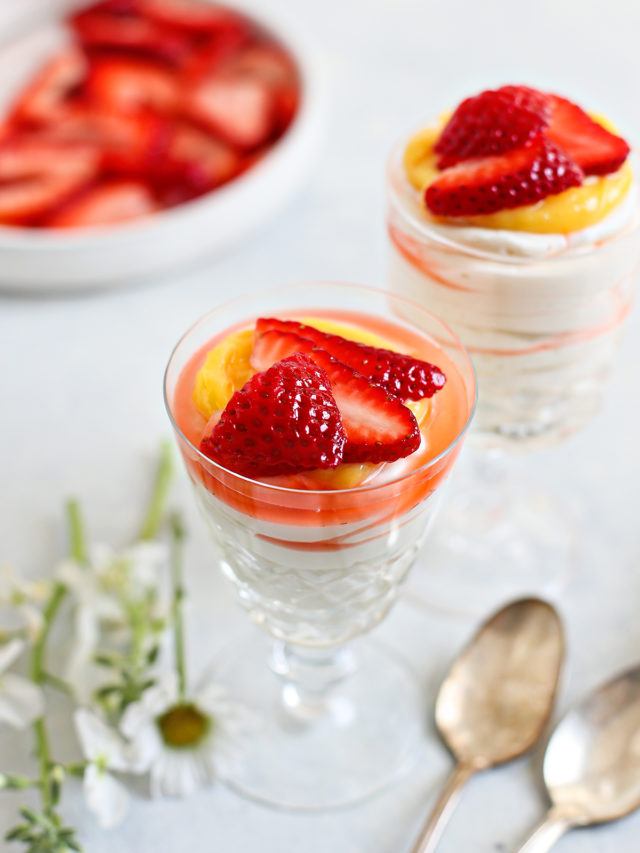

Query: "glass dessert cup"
<box><xmin>387</xmin><ymin>139</ymin><xmax>640</xmax><ymax>615</ymax></box>
<box><xmin>164</xmin><ymin>281</ymin><xmax>476</xmax><ymax>809</ymax></box>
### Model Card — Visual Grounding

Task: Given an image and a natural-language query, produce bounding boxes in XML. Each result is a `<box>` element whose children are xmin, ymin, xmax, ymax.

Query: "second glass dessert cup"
<box><xmin>387</xmin><ymin>139</ymin><xmax>640</xmax><ymax>614</ymax></box>
<box><xmin>164</xmin><ymin>282</ymin><xmax>476</xmax><ymax>809</ymax></box>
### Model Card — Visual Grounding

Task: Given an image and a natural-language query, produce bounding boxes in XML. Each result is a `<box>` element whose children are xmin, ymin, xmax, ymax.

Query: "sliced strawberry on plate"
<box><xmin>426</xmin><ymin>138</ymin><xmax>583</xmax><ymax>217</ymax></box>
<box><xmin>201</xmin><ymin>352</ymin><xmax>347</xmax><ymax>478</ymax></box>
<box><xmin>85</xmin><ymin>56</ymin><xmax>179</xmax><ymax>113</ymax></box>
<box><xmin>256</xmin><ymin>318</ymin><xmax>446</xmax><ymax>399</ymax></box>
<box><xmin>70</xmin><ymin>7</ymin><xmax>191</xmax><ymax>65</ymax></box>
<box><xmin>546</xmin><ymin>95</ymin><xmax>630</xmax><ymax>176</ymax></box>
<box><xmin>46</xmin><ymin>180</ymin><xmax>158</xmax><ymax>228</ymax></box>
<box><xmin>224</xmin><ymin>44</ymin><xmax>298</xmax><ymax>88</ymax></box>
<box><xmin>185</xmin><ymin>74</ymin><xmax>276</xmax><ymax>149</ymax></box>
<box><xmin>251</xmin><ymin>329</ymin><xmax>421</xmax><ymax>464</ymax></box>
<box><xmin>0</xmin><ymin>139</ymin><xmax>99</xmax><ymax>225</ymax></box>
<box><xmin>434</xmin><ymin>85</ymin><xmax>551</xmax><ymax>169</ymax></box>
<box><xmin>9</xmin><ymin>47</ymin><xmax>87</xmax><ymax>127</ymax></box>
<box><xmin>138</xmin><ymin>0</ymin><xmax>249</xmax><ymax>34</ymax></box>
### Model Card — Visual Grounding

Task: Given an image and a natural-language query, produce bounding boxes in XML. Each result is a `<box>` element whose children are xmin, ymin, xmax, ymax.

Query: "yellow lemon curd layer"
<box><xmin>193</xmin><ymin>319</ymin><xmax>431</xmax><ymax>490</ymax></box>
<box><xmin>403</xmin><ymin>117</ymin><xmax>633</xmax><ymax>234</ymax></box>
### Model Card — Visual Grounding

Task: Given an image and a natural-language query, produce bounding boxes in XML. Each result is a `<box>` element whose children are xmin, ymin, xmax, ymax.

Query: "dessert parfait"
<box><xmin>166</xmin><ymin>284</ymin><xmax>474</xmax><ymax>647</ymax></box>
<box><xmin>388</xmin><ymin>85</ymin><xmax>640</xmax><ymax>447</ymax></box>
<box><xmin>164</xmin><ymin>283</ymin><xmax>476</xmax><ymax>808</ymax></box>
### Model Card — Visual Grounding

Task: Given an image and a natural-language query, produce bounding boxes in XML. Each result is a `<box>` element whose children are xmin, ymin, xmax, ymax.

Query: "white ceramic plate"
<box><xmin>0</xmin><ymin>0</ymin><xmax>326</xmax><ymax>292</ymax></box>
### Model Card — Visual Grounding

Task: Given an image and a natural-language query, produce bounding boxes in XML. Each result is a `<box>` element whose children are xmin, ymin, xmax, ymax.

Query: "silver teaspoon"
<box><xmin>514</xmin><ymin>663</ymin><xmax>640</xmax><ymax>853</ymax></box>
<box><xmin>410</xmin><ymin>598</ymin><xmax>564</xmax><ymax>853</ymax></box>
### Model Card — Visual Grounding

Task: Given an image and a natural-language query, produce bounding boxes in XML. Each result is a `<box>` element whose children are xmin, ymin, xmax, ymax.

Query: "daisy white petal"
<box><xmin>83</xmin><ymin>763</ymin><xmax>130</xmax><ymax>830</ymax></box>
<box><xmin>74</xmin><ymin>709</ymin><xmax>131</xmax><ymax>772</ymax></box>
<box><xmin>0</xmin><ymin>674</ymin><xmax>44</xmax><ymax>728</ymax></box>
<box><xmin>0</xmin><ymin>639</ymin><xmax>24</xmax><ymax>672</ymax></box>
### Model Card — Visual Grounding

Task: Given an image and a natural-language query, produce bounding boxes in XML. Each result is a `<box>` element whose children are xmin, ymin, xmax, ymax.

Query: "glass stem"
<box><xmin>270</xmin><ymin>642</ymin><xmax>358</xmax><ymax>722</ymax></box>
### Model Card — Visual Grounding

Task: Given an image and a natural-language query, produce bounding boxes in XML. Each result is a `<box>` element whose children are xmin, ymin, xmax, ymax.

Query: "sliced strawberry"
<box><xmin>256</xmin><ymin>318</ymin><xmax>446</xmax><ymax>400</ymax></box>
<box><xmin>546</xmin><ymin>95</ymin><xmax>630</xmax><ymax>176</ymax></box>
<box><xmin>0</xmin><ymin>139</ymin><xmax>98</xmax><ymax>225</ymax></box>
<box><xmin>153</xmin><ymin>122</ymin><xmax>240</xmax><ymax>202</ymax></box>
<box><xmin>46</xmin><ymin>180</ymin><xmax>158</xmax><ymax>228</ymax></box>
<box><xmin>251</xmin><ymin>330</ymin><xmax>421</xmax><ymax>464</ymax></box>
<box><xmin>426</xmin><ymin>138</ymin><xmax>583</xmax><ymax>218</ymax></box>
<box><xmin>434</xmin><ymin>86</ymin><xmax>551</xmax><ymax>169</ymax></box>
<box><xmin>201</xmin><ymin>352</ymin><xmax>347</xmax><ymax>478</ymax></box>
<box><xmin>70</xmin><ymin>8</ymin><xmax>191</xmax><ymax>65</ymax></box>
<box><xmin>85</xmin><ymin>56</ymin><xmax>179</xmax><ymax>113</ymax></box>
<box><xmin>180</xmin><ymin>25</ymin><xmax>251</xmax><ymax>81</ymax></box>
<box><xmin>9</xmin><ymin>47</ymin><xmax>87</xmax><ymax>127</ymax></box>
<box><xmin>185</xmin><ymin>74</ymin><xmax>276</xmax><ymax>149</ymax></box>
<box><xmin>224</xmin><ymin>43</ymin><xmax>298</xmax><ymax>88</ymax></box>
<box><xmin>138</xmin><ymin>0</ymin><xmax>249</xmax><ymax>34</ymax></box>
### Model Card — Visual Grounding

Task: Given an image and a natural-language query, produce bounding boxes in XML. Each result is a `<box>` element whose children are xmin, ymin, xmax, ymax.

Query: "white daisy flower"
<box><xmin>120</xmin><ymin>671</ymin><xmax>253</xmax><ymax>798</ymax></box>
<box><xmin>74</xmin><ymin>708</ymin><xmax>145</xmax><ymax>829</ymax></box>
<box><xmin>0</xmin><ymin>640</ymin><xmax>44</xmax><ymax>729</ymax></box>
<box><xmin>0</xmin><ymin>565</ymin><xmax>51</xmax><ymax>643</ymax></box>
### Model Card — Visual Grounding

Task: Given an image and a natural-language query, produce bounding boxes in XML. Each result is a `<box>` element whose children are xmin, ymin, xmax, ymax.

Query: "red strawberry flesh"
<box><xmin>251</xmin><ymin>329</ymin><xmax>421</xmax><ymax>464</ymax></box>
<box><xmin>435</xmin><ymin>86</ymin><xmax>551</xmax><ymax>169</ymax></box>
<box><xmin>200</xmin><ymin>352</ymin><xmax>347</xmax><ymax>478</ymax></box>
<box><xmin>546</xmin><ymin>95</ymin><xmax>630</xmax><ymax>176</ymax></box>
<box><xmin>256</xmin><ymin>318</ymin><xmax>446</xmax><ymax>399</ymax></box>
<box><xmin>426</xmin><ymin>138</ymin><xmax>583</xmax><ymax>218</ymax></box>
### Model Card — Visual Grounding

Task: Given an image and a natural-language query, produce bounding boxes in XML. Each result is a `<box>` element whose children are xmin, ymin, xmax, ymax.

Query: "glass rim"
<box><xmin>163</xmin><ymin>280</ymin><xmax>477</xmax><ymax>497</ymax></box>
<box><xmin>387</xmin><ymin>133</ymin><xmax>640</xmax><ymax>267</ymax></box>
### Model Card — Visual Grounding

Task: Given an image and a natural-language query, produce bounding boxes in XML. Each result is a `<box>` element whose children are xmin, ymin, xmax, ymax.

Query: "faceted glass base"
<box><xmin>403</xmin><ymin>451</ymin><xmax>580</xmax><ymax>617</ymax></box>
<box><xmin>217</xmin><ymin>630</ymin><xmax>425</xmax><ymax>810</ymax></box>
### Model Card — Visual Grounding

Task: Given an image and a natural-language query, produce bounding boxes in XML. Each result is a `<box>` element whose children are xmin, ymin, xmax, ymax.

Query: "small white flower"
<box><xmin>58</xmin><ymin>542</ymin><xmax>170</xmax><ymax>702</ymax></box>
<box><xmin>120</xmin><ymin>671</ymin><xmax>252</xmax><ymax>798</ymax></box>
<box><xmin>74</xmin><ymin>708</ymin><xmax>144</xmax><ymax>829</ymax></box>
<box><xmin>0</xmin><ymin>565</ymin><xmax>50</xmax><ymax>642</ymax></box>
<box><xmin>0</xmin><ymin>640</ymin><xmax>44</xmax><ymax>729</ymax></box>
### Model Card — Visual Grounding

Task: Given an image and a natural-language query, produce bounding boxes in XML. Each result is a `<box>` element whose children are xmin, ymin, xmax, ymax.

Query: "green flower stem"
<box><xmin>169</xmin><ymin>513</ymin><xmax>187</xmax><ymax>701</ymax></box>
<box><xmin>66</xmin><ymin>500</ymin><xmax>87</xmax><ymax>565</ymax></box>
<box><xmin>139</xmin><ymin>441</ymin><xmax>174</xmax><ymax>541</ymax></box>
<box><xmin>0</xmin><ymin>774</ymin><xmax>41</xmax><ymax>791</ymax></box>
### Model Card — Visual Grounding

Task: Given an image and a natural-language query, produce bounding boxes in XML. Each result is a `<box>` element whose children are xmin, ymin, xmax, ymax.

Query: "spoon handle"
<box><xmin>410</xmin><ymin>762</ymin><xmax>475</xmax><ymax>853</ymax></box>
<box><xmin>513</xmin><ymin>807</ymin><xmax>574</xmax><ymax>853</ymax></box>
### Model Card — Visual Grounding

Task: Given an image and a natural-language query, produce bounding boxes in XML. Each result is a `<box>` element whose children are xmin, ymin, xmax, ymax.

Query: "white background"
<box><xmin>1</xmin><ymin>0</ymin><xmax>640</xmax><ymax>850</ymax></box>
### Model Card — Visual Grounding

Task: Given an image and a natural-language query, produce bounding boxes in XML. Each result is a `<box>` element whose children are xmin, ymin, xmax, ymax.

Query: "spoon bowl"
<box><xmin>544</xmin><ymin>663</ymin><xmax>640</xmax><ymax>823</ymax></box>
<box><xmin>437</xmin><ymin>598</ymin><xmax>564</xmax><ymax>769</ymax></box>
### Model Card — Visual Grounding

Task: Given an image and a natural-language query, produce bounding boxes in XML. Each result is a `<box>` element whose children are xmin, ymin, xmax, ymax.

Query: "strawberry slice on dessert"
<box><xmin>45</xmin><ymin>180</ymin><xmax>158</xmax><ymax>228</ymax></box>
<box><xmin>138</xmin><ymin>0</ymin><xmax>249</xmax><ymax>34</ymax></box>
<box><xmin>256</xmin><ymin>318</ymin><xmax>446</xmax><ymax>399</ymax></box>
<box><xmin>426</xmin><ymin>138</ymin><xmax>583</xmax><ymax>217</ymax></box>
<box><xmin>435</xmin><ymin>85</ymin><xmax>551</xmax><ymax>169</ymax></box>
<box><xmin>200</xmin><ymin>352</ymin><xmax>347</xmax><ymax>478</ymax></box>
<box><xmin>251</xmin><ymin>329</ymin><xmax>421</xmax><ymax>464</ymax></box>
<box><xmin>545</xmin><ymin>95</ymin><xmax>630</xmax><ymax>176</ymax></box>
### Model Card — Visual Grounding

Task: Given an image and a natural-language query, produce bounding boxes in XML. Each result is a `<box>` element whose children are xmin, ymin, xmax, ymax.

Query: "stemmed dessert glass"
<box><xmin>387</xmin><ymin>137</ymin><xmax>640</xmax><ymax>614</ymax></box>
<box><xmin>164</xmin><ymin>281</ymin><xmax>476</xmax><ymax>809</ymax></box>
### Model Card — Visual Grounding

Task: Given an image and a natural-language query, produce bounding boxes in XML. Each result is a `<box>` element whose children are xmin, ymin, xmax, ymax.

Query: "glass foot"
<box><xmin>215</xmin><ymin>630</ymin><xmax>425</xmax><ymax>810</ymax></box>
<box><xmin>403</xmin><ymin>451</ymin><xmax>580</xmax><ymax>618</ymax></box>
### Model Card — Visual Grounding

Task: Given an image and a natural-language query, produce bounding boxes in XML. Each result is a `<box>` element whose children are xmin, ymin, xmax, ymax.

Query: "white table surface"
<box><xmin>2</xmin><ymin>0</ymin><xmax>640</xmax><ymax>850</ymax></box>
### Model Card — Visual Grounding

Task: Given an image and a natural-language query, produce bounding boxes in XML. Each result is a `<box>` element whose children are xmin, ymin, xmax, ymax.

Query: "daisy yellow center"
<box><xmin>157</xmin><ymin>703</ymin><xmax>211</xmax><ymax>749</ymax></box>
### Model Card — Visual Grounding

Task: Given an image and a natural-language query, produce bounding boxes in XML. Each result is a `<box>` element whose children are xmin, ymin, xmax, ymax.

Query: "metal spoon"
<box><xmin>410</xmin><ymin>598</ymin><xmax>564</xmax><ymax>853</ymax></box>
<box><xmin>514</xmin><ymin>663</ymin><xmax>640</xmax><ymax>852</ymax></box>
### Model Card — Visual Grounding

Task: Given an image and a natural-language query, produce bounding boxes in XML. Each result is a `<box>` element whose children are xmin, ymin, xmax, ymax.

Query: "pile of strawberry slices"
<box><xmin>200</xmin><ymin>318</ymin><xmax>447</xmax><ymax>478</ymax></box>
<box><xmin>425</xmin><ymin>85</ymin><xmax>630</xmax><ymax>217</ymax></box>
<box><xmin>0</xmin><ymin>0</ymin><xmax>300</xmax><ymax>228</ymax></box>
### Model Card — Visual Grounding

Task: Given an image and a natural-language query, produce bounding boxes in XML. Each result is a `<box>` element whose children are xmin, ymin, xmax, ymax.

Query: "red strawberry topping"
<box><xmin>251</xmin><ymin>329</ymin><xmax>421</xmax><ymax>464</ymax></box>
<box><xmin>435</xmin><ymin>86</ymin><xmax>551</xmax><ymax>169</ymax></box>
<box><xmin>45</xmin><ymin>180</ymin><xmax>158</xmax><ymax>228</ymax></box>
<box><xmin>256</xmin><ymin>318</ymin><xmax>446</xmax><ymax>399</ymax></box>
<box><xmin>200</xmin><ymin>353</ymin><xmax>347</xmax><ymax>478</ymax></box>
<box><xmin>545</xmin><ymin>95</ymin><xmax>630</xmax><ymax>177</ymax></box>
<box><xmin>426</xmin><ymin>138</ymin><xmax>583</xmax><ymax>218</ymax></box>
